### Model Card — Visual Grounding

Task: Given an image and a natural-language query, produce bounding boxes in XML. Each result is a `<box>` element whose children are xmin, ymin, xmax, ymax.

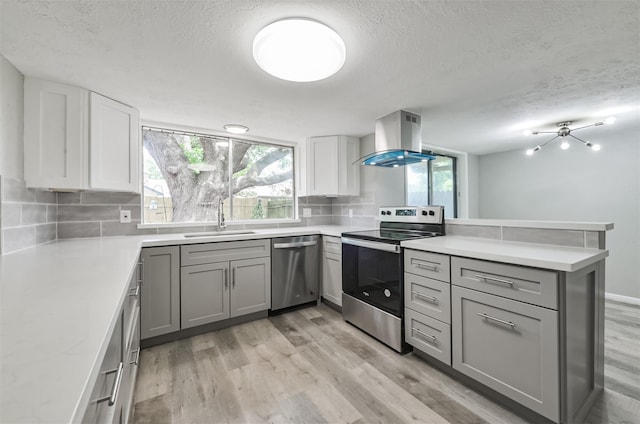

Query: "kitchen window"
<box><xmin>142</xmin><ymin>127</ymin><xmax>294</xmax><ymax>224</ymax></box>
<box><xmin>406</xmin><ymin>153</ymin><xmax>457</xmax><ymax>218</ymax></box>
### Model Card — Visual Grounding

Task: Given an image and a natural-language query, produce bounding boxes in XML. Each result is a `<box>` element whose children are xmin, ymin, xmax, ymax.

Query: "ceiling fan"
<box><xmin>524</xmin><ymin>117</ymin><xmax>615</xmax><ymax>155</ymax></box>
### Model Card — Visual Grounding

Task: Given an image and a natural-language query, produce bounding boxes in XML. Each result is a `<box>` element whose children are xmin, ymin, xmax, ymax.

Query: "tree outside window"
<box><xmin>142</xmin><ymin>128</ymin><xmax>294</xmax><ymax>224</ymax></box>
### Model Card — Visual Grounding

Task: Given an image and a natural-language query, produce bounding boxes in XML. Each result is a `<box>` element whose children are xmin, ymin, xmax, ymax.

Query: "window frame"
<box><xmin>138</xmin><ymin>124</ymin><xmax>298</xmax><ymax>228</ymax></box>
<box><xmin>406</xmin><ymin>151</ymin><xmax>458</xmax><ymax>218</ymax></box>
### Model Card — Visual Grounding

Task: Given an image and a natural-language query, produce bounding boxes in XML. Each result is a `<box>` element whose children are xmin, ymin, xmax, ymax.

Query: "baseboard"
<box><xmin>605</xmin><ymin>292</ymin><xmax>640</xmax><ymax>306</ymax></box>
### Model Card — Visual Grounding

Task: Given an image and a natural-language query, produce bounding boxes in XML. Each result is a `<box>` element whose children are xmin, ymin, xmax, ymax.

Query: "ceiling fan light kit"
<box><xmin>523</xmin><ymin>118</ymin><xmax>615</xmax><ymax>155</ymax></box>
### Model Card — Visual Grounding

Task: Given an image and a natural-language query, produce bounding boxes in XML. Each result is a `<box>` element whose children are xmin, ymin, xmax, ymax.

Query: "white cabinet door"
<box><xmin>306</xmin><ymin>135</ymin><xmax>360</xmax><ymax>196</ymax></box>
<box><xmin>90</xmin><ymin>92</ymin><xmax>140</xmax><ymax>193</ymax></box>
<box><xmin>230</xmin><ymin>257</ymin><xmax>271</xmax><ymax>318</ymax></box>
<box><xmin>24</xmin><ymin>77</ymin><xmax>88</xmax><ymax>189</ymax></box>
<box><xmin>323</xmin><ymin>251</ymin><xmax>342</xmax><ymax>306</ymax></box>
<box><xmin>307</xmin><ymin>136</ymin><xmax>339</xmax><ymax>195</ymax></box>
<box><xmin>181</xmin><ymin>262</ymin><xmax>230</xmax><ymax>328</ymax></box>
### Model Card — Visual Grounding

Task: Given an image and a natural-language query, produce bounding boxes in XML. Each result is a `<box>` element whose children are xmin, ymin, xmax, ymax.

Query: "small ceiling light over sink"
<box><xmin>253</xmin><ymin>18</ymin><xmax>346</xmax><ymax>82</ymax></box>
<box><xmin>224</xmin><ymin>124</ymin><xmax>249</xmax><ymax>134</ymax></box>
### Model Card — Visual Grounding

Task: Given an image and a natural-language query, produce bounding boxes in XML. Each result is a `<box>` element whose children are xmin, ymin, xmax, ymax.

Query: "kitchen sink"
<box><xmin>183</xmin><ymin>231</ymin><xmax>256</xmax><ymax>238</ymax></box>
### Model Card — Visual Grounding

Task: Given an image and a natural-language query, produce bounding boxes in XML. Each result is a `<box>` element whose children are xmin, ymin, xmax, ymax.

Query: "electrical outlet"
<box><xmin>302</xmin><ymin>208</ymin><xmax>312</xmax><ymax>218</ymax></box>
<box><xmin>348</xmin><ymin>209</ymin><xmax>353</xmax><ymax>217</ymax></box>
<box><xmin>120</xmin><ymin>210</ymin><xmax>131</xmax><ymax>224</ymax></box>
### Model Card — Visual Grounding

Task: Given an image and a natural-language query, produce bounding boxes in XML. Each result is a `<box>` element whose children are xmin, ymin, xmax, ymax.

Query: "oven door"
<box><xmin>341</xmin><ymin>237</ymin><xmax>403</xmax><ymax>317</ymax></box>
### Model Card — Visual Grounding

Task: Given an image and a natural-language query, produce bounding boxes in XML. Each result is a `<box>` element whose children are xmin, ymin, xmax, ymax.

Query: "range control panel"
<box><xmin>379</xmin><ymin>206</ymin><xmax>444</xmax><ymax>224</ymax></box>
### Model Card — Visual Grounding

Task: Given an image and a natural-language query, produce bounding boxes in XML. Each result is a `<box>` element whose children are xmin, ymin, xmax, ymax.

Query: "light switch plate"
<box><xmin>302</xmin><ymin>208</ymin><xmax>312</xmax><ymax>218</ymax></box>
<box><xmin>120</xmin><ymin>210</ymin><xmax>131</xmax><ymax>223</ymax></box>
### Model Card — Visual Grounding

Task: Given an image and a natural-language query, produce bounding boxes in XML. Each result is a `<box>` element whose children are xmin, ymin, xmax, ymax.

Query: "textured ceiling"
<box><xmin>1</xmin><ymin>0</ymin><xmax>639</xmax><ymax>155</ymax></box>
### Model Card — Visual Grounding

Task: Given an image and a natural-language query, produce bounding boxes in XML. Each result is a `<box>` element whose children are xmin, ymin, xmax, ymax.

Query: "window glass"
<box><xmin>142</xmin><ymin>128</ymin><xmax>294</xmax><ymax>224</ymax></box>
<box><xmin>406</xmin><ymin>154</ymin><xmax>457</xmax><ymax>218</ymax></box>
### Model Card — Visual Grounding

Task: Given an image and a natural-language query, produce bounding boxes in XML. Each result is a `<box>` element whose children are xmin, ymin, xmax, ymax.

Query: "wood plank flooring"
<box><xmin>133</xmin><ymin>300</ymin><xmax>640</xmax><ymax>424</ymax></box>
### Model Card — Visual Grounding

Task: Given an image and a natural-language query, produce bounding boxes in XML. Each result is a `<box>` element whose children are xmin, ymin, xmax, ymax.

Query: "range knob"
<box><xmin>422</xmin><ymin>210</ymin><xmax>428</xmax><ymax>216</ymax></box>
<box><xmin>386</xmin><ymin>210</ymin><xmax>392</xmax><ymax>215</ymax></box>
<box><xmin>428</xmin><ymin>210</ymin><xmax>435</xmax><ymax>216</ymax></box>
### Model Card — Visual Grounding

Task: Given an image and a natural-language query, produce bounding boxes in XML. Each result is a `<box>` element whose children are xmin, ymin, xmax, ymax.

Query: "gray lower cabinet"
<box><xmin>322</xmin><ymin>236</ymin><xmax>342</xmax><ymax>306</ymax></box>
<box><xmin>181</xmin><ymin>262</ymin><xmax>230</xmax><ymax>328</ymax></box>
<box><xmin>82</xmin><ymin>280</ymin><xmax>140</xmax><ymax>424</ymax></box>
<box><xmin>452</xmin><ymin>285</ymin><xmax>559</xmax><ymax>422</ymax></box>
<box><xmin>82</xmin><ymin>312</ymin><xmax>123</xmax><ymax>423</ymax></box>
<box><xmin>140</xmin><ymin>246</ymin><xmax>180</xmax><ymax>340</ymax></box>
<box><xmin>180</xmin><ymin>240</ymin><xmax>271</xmax><ymax>329</ymax></box>
<box><xmin>230</xmin><ymin>257</ymin><xmax>270</xmax><ymax>317</ymax></box>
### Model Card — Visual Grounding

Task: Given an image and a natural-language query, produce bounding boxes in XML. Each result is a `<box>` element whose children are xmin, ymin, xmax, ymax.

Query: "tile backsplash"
<box><xmin>0</xmin><ymin>176</ymin><xmax>57</xmax><ymax>254</ymax></box>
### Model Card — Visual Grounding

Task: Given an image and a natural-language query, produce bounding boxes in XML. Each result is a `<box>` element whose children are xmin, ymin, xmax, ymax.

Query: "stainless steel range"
<box><xmin>341</xmin><ymin>206</ymin><xmax>445</xmax><ymax>353</ymax></box>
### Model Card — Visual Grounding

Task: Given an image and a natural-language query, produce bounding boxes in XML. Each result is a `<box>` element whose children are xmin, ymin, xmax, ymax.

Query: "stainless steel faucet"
<box><xmin>217</xmin><ymin>198</ymin><xmax>226</xmax><ymax>231</ymax></box>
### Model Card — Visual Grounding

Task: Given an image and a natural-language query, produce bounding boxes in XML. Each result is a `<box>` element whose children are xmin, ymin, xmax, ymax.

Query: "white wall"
<box><xmin>0</xmin><ymin>55</ymin><xmax>24</xmax><ymax>179</ymax></box>
<box><xmin>477</xmin><ymin>125</ymin><xmax>640</xmax><ymax>300</ymax></box>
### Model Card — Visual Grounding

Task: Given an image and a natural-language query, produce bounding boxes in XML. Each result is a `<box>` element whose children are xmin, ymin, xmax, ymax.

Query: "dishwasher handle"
<box><xmin>273</xmin><ymin>240</ymin><xmax>318</xmax><ymax>249</ymax></box>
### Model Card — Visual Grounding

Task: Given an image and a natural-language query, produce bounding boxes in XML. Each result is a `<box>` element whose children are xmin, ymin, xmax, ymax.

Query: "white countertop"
<box><xmin>0</xmin><ymin>225</ymin><xmax>363</xmax><ymax>424</ymax></box>
<box><xmin>446</xmin><ymin>218</ymin><xmax>613</xmax><ymax>231</ymax></box>
<box><xmin>401</xmin><ymin>235</ymin><xmax>609</xmax><ymax>272</ymax></box>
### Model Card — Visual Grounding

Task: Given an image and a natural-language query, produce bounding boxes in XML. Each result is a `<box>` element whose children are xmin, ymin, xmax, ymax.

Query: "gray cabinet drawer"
<box><xmin>405</xmin><ymin>308</ymin><xmax>451</xmax><ymax>365</ymax></box>
<box><xmin>405</xmin><ymin>250</ymin><xmax>450</xmax><ymax>282</ymax></box>
<box><xmin>451</xmin><ymin>257</ymin><xmax>558</xmax><ymax>309</ymax></box>
<box><xmin>181</xmin><ymin>239</ymin><xmax>270</xmax><ymax>266</ymax></box>
<box><xmin>404</xmin><ymin>273</ymin><xmax>450</xmax><ymax>323</ymax></box>
<box><xmin>82</xmin><ymin>312</ymin><xmax>123</xmax><ymax>424</ymax></box>
<box><xmin>123</xmin><ymin>259</ymin><xmax>141</xmax><ymax>346</ymax></box>
<box><xmin>323</xmin><ymin>235</ymin><xmax>342</xmax><ymax>255</ymax></box>
<box><xmin>452</xmin><ymin>286</ymin><xmax>559</xmax><ymax>422</ymax></box>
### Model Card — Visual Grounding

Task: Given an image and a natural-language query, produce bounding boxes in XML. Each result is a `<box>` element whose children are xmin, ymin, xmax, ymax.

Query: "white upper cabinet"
<box><xmin>89</xmin><ymin>92</ymin><xmax>140</xmax><ymax>192</ymax></box>
<box><xmin>306</xmin><ymin>135</ymin><xmax>360</xmax><ymax>196</ymax></box>
<box><xmin>24</xmin><ymin>78</ymin><xmax>89</xmax><ymax>190</ymax></box>
<box><xmin>24</xmin><ymin>77</ymin><xmax>140</xmax><ymax>193</ymax></box>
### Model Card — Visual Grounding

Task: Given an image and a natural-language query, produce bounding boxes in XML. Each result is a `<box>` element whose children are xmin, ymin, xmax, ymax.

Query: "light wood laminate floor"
<box><xmin>133</xmin><ymin>300</ymin><xmax>640</xmax><ymax>424</ymax></box>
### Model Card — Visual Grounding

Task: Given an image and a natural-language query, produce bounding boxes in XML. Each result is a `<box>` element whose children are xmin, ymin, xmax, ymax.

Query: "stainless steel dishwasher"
<box><xmin>271</xmin><ymin>235</ymin><xmax>319</xmax><ymax>311</ymax></box>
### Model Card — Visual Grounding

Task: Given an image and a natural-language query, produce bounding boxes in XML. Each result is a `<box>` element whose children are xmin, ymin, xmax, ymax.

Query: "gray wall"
<box><xmin>477</xmin><ymin>125</ymin><xmax>640</xmax><ymax>300</ymax></box>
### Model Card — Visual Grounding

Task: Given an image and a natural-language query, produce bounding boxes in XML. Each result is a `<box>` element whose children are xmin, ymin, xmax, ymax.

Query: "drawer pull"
<box><xmin>130</xmin><ymin>347</ymin><xmax>141</xmax><ymax>366</ymax></box>
<box><xmin>477</xmin><ymin>313</ymin><xmax>516</xmax><ymax>328</ymax></box>
<box><xmin>416</xmin><ymin>263</ymin><xmax>439</xmax><ymax>271</ymax></box>
<box><xmin>412</xmin><ymin>327</ymin><xmax>437</xmax><ymax>342</ymax></box>
<box><xmin>139</xmin><ymin>259</ymin><xmax>144</xmax><ymax>285</ymax></box>
<box><xmin>475</xmin><ymin>274</ymin><xmax>515</xmax><ymax>287</ymax></box>
<box><xmin>94</xmin><ymin>362</ymin><xmax>124</xmax><ymax>406</ymax></box>
<box><xmin>129</xmin><ymin>284</ymin><xmax>140</xmax><ymax>297</ymax></box>
<box><xmin>413</xmin><ymin>292</ymin><xmax>439</xmax><ymax>304</ymax></box>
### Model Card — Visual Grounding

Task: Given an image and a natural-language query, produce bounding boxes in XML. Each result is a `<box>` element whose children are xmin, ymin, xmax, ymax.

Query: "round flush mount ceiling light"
<box><xmin>253</xmin><ymin>18</ymin><xmax>346</xmax><ymax>82</ymax></box>
<box><xmin>223</xmin><ymin>124</ymin><xmax>249</xmax><ymax>134</ymax></box>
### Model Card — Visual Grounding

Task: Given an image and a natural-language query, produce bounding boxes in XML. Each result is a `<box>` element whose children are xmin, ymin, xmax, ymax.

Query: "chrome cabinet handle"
<box><xmin>413</xmin><ymin>292</ymin><xmax>438</xmax><ymax>304</ymax></box>
<box><xmin>416</xmin><ymin>263</ymin><xmax>439</xmax><ymax>271</ymax></box>
<box><xmin>130</xmin><ymin>347</ymin><xmax>141</xmax><ymax>366</ymax></box>
<box><xmin>139</xmin><ymin>259</ymin><xmax>144</xmax><ymax>285</ymax></box>
<box><xmin>95</xmin><ymin>362</ymin><xmax>124</xmax><ymax>406</ymax></box>
<box><xmin>273</xmin><ymin>240</ymin><xmax>318</xmax><ymax>249</ymax></box>
<box><xmin>129</xmin><ymin>284</ymin><xmax>140</xmax><ymax>297</ymax></box>
<box><xmin>224</xmin><ymin>268</ymin><xmax>228</xmax><ymax>289</ymax></box>
<box><xmin>232</xmin><ymin>268</ymin><xmax>235</xmax><ymax>288</ymax></box>
<box><xmin>477</xmin><ymin>313</ymin><xmax>516</xmax><ymax>328</ymax></box>
<box><xmin>412</xmin><ymin>327</ymin><xmax>437</xmax><ymax>342</ymax></box>
<box><xmin>475</xmin><ymin>274</ymin><xmax>515</xmax><ymax>287</ymax></box>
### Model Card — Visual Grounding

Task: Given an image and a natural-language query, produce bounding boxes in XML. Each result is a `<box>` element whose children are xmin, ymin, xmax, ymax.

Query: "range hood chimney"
<box><xmin>358</xmin><ymin>110</ymin><xmax>435</xmax><ymax>167</ymax></box>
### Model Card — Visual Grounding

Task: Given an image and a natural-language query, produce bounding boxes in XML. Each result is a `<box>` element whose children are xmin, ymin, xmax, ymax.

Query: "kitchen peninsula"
<box><xmin>0</xmin><ymin>220</ymin><xmax>612</xmax><ymax>424</ymax></box>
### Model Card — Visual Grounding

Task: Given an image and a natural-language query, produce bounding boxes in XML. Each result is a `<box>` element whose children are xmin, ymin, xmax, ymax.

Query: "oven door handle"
<box><xmin>341</xmin><ymin>237</ymin><xmax>401</xmax><ymax>254</ymax></box>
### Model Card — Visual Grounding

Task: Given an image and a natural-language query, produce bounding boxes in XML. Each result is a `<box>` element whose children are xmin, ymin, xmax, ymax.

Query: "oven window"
<box><xmin>342</xmin><ymin>244</ymin><xmax>403</xmax><ymax>316</ymax></box>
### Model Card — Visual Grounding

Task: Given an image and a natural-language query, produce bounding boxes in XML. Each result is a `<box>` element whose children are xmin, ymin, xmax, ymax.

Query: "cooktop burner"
<box><xmin>342</xmin><ymin>206</ymin><xmax>446</xmax><ymax>244</ymax></box>
<box><xmin>342</xmin><ymin>229</ymin><xmax>440</xmax><ymax>243</ymax></box>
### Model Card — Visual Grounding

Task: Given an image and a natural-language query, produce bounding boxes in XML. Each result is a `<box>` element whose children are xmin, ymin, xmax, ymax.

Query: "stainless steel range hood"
<box><xmin>358</xmin><ymin>110</ymin><xmax>435</xmax><ymax>167</ymax></box>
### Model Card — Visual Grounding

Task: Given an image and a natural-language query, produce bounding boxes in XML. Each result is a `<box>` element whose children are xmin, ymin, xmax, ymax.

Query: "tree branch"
<box><xmin>233</xmin><ymin>169</ymin><xmax>293</xmax><ymax>194</ymax></box>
